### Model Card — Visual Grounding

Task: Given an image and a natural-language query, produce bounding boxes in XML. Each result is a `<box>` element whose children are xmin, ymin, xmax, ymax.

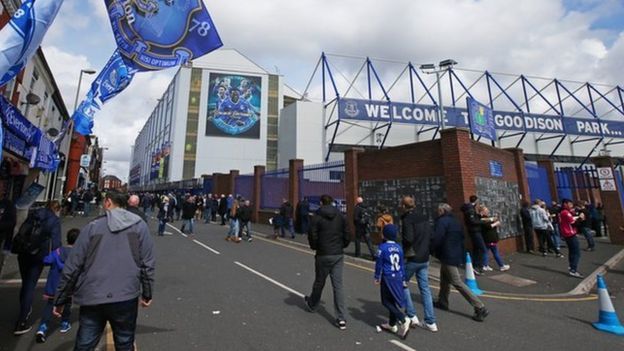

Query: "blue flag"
<box><xmin>105</xmin><ymin>0</ymin><xmax>223</xmax><ymax>71</ymax></box>
<box><xmin>467</xmin><ymin>97</ymin><xmax>497</xmax><ymax>141</ymax></box>
<box><xmin>0</xmin><ymin>0</ymin><xmax>64</xmax><ymax>86</ymax></box>
<box><xmin>90</xmin><ymin>50</ymin><xmax>136</xmax><ymax>104</ymax></box>
<box><xmin>72</xmin><ymin>97</ymin><xmax>101</xmax><ymax>136</ymax></box>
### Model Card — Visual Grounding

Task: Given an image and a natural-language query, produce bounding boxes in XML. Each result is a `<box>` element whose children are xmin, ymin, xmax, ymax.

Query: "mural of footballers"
<box><xmin>207</xmin><ymin>73</ymin><xmax>262</xmax><ymax>138</ymax></box>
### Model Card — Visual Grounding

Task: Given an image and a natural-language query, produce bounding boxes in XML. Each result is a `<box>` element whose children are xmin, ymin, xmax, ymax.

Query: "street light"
<box><xmin>58</xmin><ymin>68</ymin><xmax>97</xmax><ymax>199</ymax></box>
<box><xmin>420</xmin><ymin>59</ymin><xmax>458</xmax><ymax>130</ymax></box>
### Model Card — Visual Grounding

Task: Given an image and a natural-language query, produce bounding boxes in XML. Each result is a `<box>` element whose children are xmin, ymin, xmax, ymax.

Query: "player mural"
<box><xmin>206</xmin><ymin>73</ymin><xmax>262</xmax><ymax>138</ymax></box>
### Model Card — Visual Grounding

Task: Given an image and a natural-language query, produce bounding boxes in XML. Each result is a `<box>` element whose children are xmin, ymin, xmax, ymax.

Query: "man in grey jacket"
<box><xmin>53</xmin><ymin>191</ymin><xmax>155</xmax><ymax>351</ymax></box>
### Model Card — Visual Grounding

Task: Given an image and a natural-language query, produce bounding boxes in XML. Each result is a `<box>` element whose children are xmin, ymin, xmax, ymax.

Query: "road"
<box><xmin>1</xmin><ymin>215</ymin><xmax>624</xmax><ymax>351</ymax></box>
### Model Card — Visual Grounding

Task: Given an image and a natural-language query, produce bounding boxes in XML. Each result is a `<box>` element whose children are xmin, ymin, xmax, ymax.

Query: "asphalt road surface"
<box><xmin>1</xmin><ymin>215</ymin><xmax>623</xmax><ymax>351</ymax></box>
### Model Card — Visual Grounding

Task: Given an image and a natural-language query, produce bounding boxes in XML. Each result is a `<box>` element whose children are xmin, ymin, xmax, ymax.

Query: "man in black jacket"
<box><xmin>461</xmin><ymin>195</ymin><xmax>487</xmax><ymax>274</ymax></box>
<box><xmin>304</xmin><ymin>194</ymin><xmax>351</xmax><ymax>330</ymax></box>
<box><xmin>127</xmin><ymin>195</ymin><xmax>148</xmax><ymax>223</ymax></box>
<box><xmin>353</xmin><ymin>197</ymin><xmax>375</xmax><ymax>259</ymax></box>
<box><xmin>238</xmin><ymin>200</ymin><xmax>253</xmax><ymax>242</ymax></box>
<box><xmin>181</xmin><ymin>196</ymin><xmax>197</xmax><ymax>235</ymax></box>
<box><xmin>432</xmin><ymin>203</ymin><xmax>488</xmax><ymax>322</ymax></box>
<box><xmin>401</xmin><ymin>196</ymin><xmax>437</xmax><ymax>331</ymax></box>
<box><xmin>520</xmin><ymin>200</ymin><xmax>535</xmax><ymax>253</ymax></box>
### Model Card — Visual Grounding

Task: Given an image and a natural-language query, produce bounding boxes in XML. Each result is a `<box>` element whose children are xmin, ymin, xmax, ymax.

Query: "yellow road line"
<box><xmin>252</xmin><ymin>234</ymin><xmax>598</xmax><ymax>303</ymax></box>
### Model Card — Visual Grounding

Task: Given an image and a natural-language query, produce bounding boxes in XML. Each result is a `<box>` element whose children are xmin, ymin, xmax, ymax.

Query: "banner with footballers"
<box><xmin>0</xmin><ymin>0</ymin><xmax>64</xmax><ymax>86</ymax></box>
<box><xmin>206</xmin><ymin>73</ymin><xmax>262</xmax><ymax>139</ymax></box>
<box><xmin>104</xmin><ymin>0</ymin><xmax>223</xmax><ymax>71</ymax></box>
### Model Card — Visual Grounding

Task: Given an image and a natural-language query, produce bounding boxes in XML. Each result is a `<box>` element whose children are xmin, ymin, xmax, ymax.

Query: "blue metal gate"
<box><xmin>525</xmin><ymin>163</ymin><xmax>552</xmax><ymax>203</ymax></box>
<box><xmin>555</xmin><ymin>166</ymin><xmax>599</xmax><ymax>201</ymax></box>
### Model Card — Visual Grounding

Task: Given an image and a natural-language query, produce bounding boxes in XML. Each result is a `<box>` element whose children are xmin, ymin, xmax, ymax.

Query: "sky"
<box><xmin>39</xmin><ymin>0</ymin><xmax>624</xmax><ymax>182</ymax></box>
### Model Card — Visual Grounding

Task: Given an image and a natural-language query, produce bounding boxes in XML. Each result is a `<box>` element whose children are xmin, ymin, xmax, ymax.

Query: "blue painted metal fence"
<box><xmin>555</xmin><ymin>166</ymin><xmax>599</xmax><ymax>201</ymax></box>
<box><xmin>525</xmin><ymin>162</ymin><xmax>552</xmax><ymax>203</ymax></box>
<box><xmin>261</xmin><ymin>168</ymin><xmax>289</xmax><ymax>209</ymax></box>
<box><xmin>298</xmin><ymin>161</ymin><xmax>346</xmax><ymax>212</ymax></box>
<box><xmin>234</xmin><ymin>175</ymin><xmax>254</xmax><ymax>201</ymax></box>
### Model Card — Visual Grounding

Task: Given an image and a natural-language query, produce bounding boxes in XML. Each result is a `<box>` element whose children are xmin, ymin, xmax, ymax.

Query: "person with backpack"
<box><xmin>35</xmin><ymin>228</ymin><xmax>80</xmax><ymax>343</ymax></box>
<box><xmin>53</xmin><ymin>191</ymin><xmax>155</xmax><ymax>350</ymax></box>
<box><xmin>12</xmin><ymin>201</ymin><xmax>62</xmax><ymax>335</ymax></box>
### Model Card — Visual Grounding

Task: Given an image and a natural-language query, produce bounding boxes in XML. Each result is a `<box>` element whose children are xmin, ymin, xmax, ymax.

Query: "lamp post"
<box><xmin>59</xmin><ymin>69</ymin><xmax>96</xmax><ymax>199</ymax></box>
<box><xmin>420</xmin><ymin>59</ymin><xmax>458</xmax><ymax>130</ymax></box>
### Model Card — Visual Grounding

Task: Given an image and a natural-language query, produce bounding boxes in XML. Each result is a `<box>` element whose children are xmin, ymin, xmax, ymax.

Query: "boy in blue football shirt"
<box><xmin>35</xmin><ymin>228</ymin><xmax>80</xmax><ymax>343</ymax></box>
<box><xmin>374</xmin><ymin>224</ymin><xmax>410</xmax><ymax>339</ymax></box>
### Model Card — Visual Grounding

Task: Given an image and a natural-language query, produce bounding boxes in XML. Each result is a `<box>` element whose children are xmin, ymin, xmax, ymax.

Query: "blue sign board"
<box><xmin>337</xmin><ymin>98</ymin><xmax>624</xmax><ymax>138</ymax></box>
<box><xmin>489</xmin><ymin>161</ymin><xmax>504</xmax><ymax>178</ymax></box>
<box><xmin>467</xmin><ymin>97</ymin><xmax>496</xmax><ymax>141</ymax></box>
<box><xmin>0</xmin><ymin>95</ymin><xmax>41</xmax><ymax>146</ymax></box>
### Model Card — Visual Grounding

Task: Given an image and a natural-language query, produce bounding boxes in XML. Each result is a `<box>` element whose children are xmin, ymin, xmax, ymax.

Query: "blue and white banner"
<box><xmin>0</xmin><ymin>0</ymin><xmax>64</xmax><ymax>86</ymax></box>
<box><xmin>72</xmin><ymin>97</ymin><xmax>100</xmax><ymax>136</ymax></box>
<box><xmin>0</xmin><ymin>94</ymin><xmax>41</xmax><ymax>145</ymax></box>
<box><xmin>0</xmin><ymin>122</ymin><xmax>4</xmax><ymax>165</ymax></box>
<box><xmin>467</xmin><ymin>97</ymin><xmax>496</xmax><ymax>141</ymax></box>
<box><xmin>338</xmin><ymin>98</ymin><xmax>624</xmax><ymax>138</ymax></box>
<box><xmin>90</xmin><ymin>50</ymin><xmax>135</xmax><ymax>104</ymax></box>
<box><xmin>31</xmin><ymin>135</ymin><xmax>58</xmax><ymax>172</ymax></box>
<box><xmin>105</xmin><ymin>0</ymin><xmax>223</xmax><ymax>71</ymax></box>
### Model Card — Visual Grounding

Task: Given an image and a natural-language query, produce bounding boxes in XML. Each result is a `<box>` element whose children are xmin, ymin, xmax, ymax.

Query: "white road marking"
<box><xmin>166</xmin><ymin>223</ymin><xmax>220</xmax><ymax>255</ymax></box>
<box><xmin>234</xmin><ymin>261</ymin><xmax>305</xmax><ymax>298</ymax></box>
<box><xmin>389</xmin><ymin>340</ymin><xmax>417</xmax><ymax>351</ymax></box>
<box><xmin>192</xmin><ymin>239</ymin><xmax>221</xmax><ymax>255</ymax></box>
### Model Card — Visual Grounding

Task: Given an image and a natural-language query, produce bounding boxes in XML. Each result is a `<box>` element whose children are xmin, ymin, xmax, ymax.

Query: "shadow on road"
<box><xmin>283</xmin><ymin>293</ymin><xmax>335</xmax><ymax>325</ymax></box>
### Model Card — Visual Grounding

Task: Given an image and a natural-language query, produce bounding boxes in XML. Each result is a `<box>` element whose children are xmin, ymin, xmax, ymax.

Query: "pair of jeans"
<box><xmin>551</xmin><ymin>224</ymin><xmax>561</xmax><ymax>249</ymax></box>
<box><xmin>75</xmin><ymin>298</ymin><xmax>139</xmax><ymax>351</ymax></box>
<box><xmin>308</xmin><ymin>255</ymin><xmax>346</xmax><ymax>321</ymax></box>
<box><xmin>17</xmin><ymin>254</ymin><xmax>44</xmax><ymax>323</ymax></box>
<box><xmin>158</xmin><ymin>219</ymin><xmax>166</xmax><ymax>235</ymax></box>
<box><xmin>239</xmin><ymin>221</ymin><xmax>251</xmax><ymax>239</ymax></box>
<box><xmin>565</xmin><ymin>236</ymin><xmax>581</xmax><ymax>272</ymax></box>
<box><xmin>39</xmin><ymin>298</ymin><xmax>71</xmax><ymax>326</ymax></box>
<box><xmin>181</xmin><ymin>219</ymin><xmax>194</xmax><ymax>234</ymax></box>
<box><xmin>469</xmin><ymin>232</ymin><xmax>487</xmax><ymax>269</ymax></box>
<box><xmin>228</xmin><ymin>219</ymin><xmax>239</xmax><ymax>238</ymax></box>
<box><xmin>281</xmin><ymin>218</ymin><xmax>294</xmax><ymax>237</ymax></box>
<box><xmin>354</xmin><ymin>228</ymin><xmax>375</xmax><ymax>258</ymax></box>
<box><xmin>535</xmin><ymin>229</ymin><xmax>559</xmax><ymax>254</ymax></box>
<box><xmin>485</xmin><ymin>244</ymin><xmax>505</xmax><ymax>268</ymax></box>
<box><xmin>381</xmin><ymin>279</ymin><xmax>406</xmax><ymax>326</ymax></box>
<box><xmin>403</xmin><ymin>260</ymin><xmax>436</xmax><ymax>324</ymax></box>
<box><xmin>438</xmin><ymin>264</ymin><xmax>485</xmax><ymax>309</ymax></box>
<box><xmin>203</xmin><ymin>208</ymin><xmax>212</xmax><ymax>223</ymax></box>
<box><xmin>580</xmin><ymin>227</ymin><xmax>595</xmax><ymax>249</ymax></box>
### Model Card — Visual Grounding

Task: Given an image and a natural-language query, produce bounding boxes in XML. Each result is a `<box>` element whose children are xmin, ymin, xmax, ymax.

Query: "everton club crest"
<box><xmin>105</xmin><ymin>0</ymin><xmax>223</xmax><ymax>71</ymax></box>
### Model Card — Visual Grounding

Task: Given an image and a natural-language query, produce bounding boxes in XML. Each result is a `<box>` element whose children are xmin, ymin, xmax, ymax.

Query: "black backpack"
<box><xmin>11</xmin><ymin>213</ymin><xmax>46</xmax><ymax>255</ymax></box>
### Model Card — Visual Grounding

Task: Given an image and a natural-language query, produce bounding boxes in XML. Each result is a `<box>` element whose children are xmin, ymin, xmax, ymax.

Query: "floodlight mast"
<box><xmin>420</xmin><ymin>59</ymin><xmax>458</xmax><ymax>130</ymax></box>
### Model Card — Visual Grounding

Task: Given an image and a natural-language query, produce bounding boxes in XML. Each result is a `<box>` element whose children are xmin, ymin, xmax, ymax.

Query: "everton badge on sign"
<box><xmin>105</xmin><ymin>0</ymin><xmax>223</xmax><ymax>71</ymax></box>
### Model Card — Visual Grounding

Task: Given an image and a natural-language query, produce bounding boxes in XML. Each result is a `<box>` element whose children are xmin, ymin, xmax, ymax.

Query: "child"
<box><xmin>479</xmin><ymin>206</ymin><xmax>510</xmax><ymax>272</ymax></box>
<box><xmin>374</xmin><ymin>224</ymin><xmax>410</xmax><ymax>339</ymax></box>
<box><xmin>35</xmin><ymin>228</ymin><xmax>80</xmax><ymax>343</ymax></box>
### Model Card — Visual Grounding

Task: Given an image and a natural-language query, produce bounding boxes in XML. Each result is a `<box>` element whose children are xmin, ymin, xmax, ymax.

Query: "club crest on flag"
<box><xmin>105</xmin><ymin>0</ymin><xmax>223</xmax><ymax>71</ymax></box>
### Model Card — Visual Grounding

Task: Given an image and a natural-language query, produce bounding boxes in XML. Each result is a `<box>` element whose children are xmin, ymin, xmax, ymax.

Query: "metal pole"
<box><xmin>436</xmin><ymin>70</ymin><xmax>445</xmax><ymax>129</ymax></box>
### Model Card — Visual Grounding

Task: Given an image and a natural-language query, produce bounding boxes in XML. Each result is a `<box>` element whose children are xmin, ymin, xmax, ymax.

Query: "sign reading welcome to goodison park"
<box><xmin>338</xmin><ymin>98</ymin><xmax>624</xmax><ymax>138</ymax></box>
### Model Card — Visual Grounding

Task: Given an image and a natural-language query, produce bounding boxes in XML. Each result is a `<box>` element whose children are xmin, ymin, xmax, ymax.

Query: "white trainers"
<box><xmin>409</xmin><ymin>316</ymin><xmax>421</xmax><ymax>328</ymax></box>
<box><xmin>483</xmin><ymin>265</ymin><xmax>493</xmax><ymax>271</ymax></box>
<box><xmin>500</xmin><ymin>264</ymin><xmax>510</xmax><ymax>271</ymax></box>
<box><xmin>380</xmin><ymin>322</ymin><xmax>398</xmax><ymax>333</ymax></box>
<box><xmin>398</xmin><ymin>319</ymin><xmax>410</xmax><ymax>339</ymax></box>
<box><xmin>422</xmin><ymin>322</ymin><xmax>439</xmax><ymax>332</ymax></box>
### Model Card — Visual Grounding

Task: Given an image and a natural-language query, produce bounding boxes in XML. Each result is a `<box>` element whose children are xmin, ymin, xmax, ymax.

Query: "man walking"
<box><xmin>127</xmin><ymin>195</ymin><xmax>148</xmax><ymax>223</ymax></box>
<box><xmin>400</xmin><ymin>196</ymin><xmax>438</xmax><ymax>332</ymax></box>
<box><xmin>353</xmin><ymin>197</ymin><xmax>375</xmax><ymax>259</ymax></box>
<box><xmin>279</xmin><ymin>199</ymin><xmax>295</xmax><ymax>238</ymax></box>
<box><xmin>431</xmin><ymin>203</ymin><xmax>488</xmax><ymax>322</ymax></box>
<box><xmin>461</xmin><ymin>195</ymin><xmax>487</xmax><ymax>274</ymax></box>
<box><xmin>520</xmin><ymin>200</ymin><xmax>535</xmax><ymax>253</ymax></box>
<box><xmin>53</xmin><ymin>191</ymin><xmax>155</xmax><ymax>350</ymax></box>
<box><xmin>304</xmin><ymin>194</ymin><xmax>351</xmax><ymax>330</ymax></box>
<box><xmin>181</xmin><ymin>196</ymin><xmax>197</xmax><ymax>235</ymax></box>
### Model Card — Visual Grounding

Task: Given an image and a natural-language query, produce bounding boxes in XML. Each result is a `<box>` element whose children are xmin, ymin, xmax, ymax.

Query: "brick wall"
<box><xmin>358</xmin><ymin>140</ymin><xmax>443</xmax><ymax>181</ymax></box>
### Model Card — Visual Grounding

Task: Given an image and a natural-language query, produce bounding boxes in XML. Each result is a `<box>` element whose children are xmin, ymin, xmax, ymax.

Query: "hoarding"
<box><xmin>206</xmin><ymin>73</ymin><xmax>262</xmax><ymax>139</ymax></box>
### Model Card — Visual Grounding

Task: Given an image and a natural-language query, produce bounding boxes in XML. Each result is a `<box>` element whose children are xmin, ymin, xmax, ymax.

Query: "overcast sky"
<box><xmin>40</xmin><ymin>0</ymin><xmax>624</xmax><ymax>182</ymax></box>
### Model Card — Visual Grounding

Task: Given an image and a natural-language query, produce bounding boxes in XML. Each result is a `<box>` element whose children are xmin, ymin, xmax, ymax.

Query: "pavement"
<box><xmin>1</xmin><ymin>214</ymin><xmax>623</xmax><ymax>351</ymax></box>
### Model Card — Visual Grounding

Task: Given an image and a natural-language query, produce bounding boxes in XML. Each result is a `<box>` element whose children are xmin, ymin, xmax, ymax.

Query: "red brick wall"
<box><xmin>358</xmin><ymin>140</ymin><xmax>443</xmax><ymax>181</ymax></box>
<box><xmin>472</xmin><ymin>143</ymin><xmax>518</xmax><ymax>183</ymax></box>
